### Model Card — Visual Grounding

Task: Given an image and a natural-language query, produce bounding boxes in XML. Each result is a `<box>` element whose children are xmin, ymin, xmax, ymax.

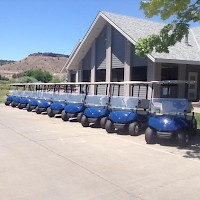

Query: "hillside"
<box><xmin>0</xmin><ymin>60</ymin><xmax>15</xmax><ymax>66</ymax></box>
<box><xmin>0</xmin><ymin>53</ymin><xmax>69</xmax><ymax>78</ymax></box>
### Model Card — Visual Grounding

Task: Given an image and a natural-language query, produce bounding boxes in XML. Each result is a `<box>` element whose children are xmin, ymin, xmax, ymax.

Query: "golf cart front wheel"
<box><xmin>77</xmin><ymin>112</ymin><xmax>83</xmax><ymax>122</ymax></box>
<box><xmin>177</xmin><ymin>130</ymin><xmax>189</xmax><ymax>148</ymax></box>
<box><xmin>5</xmin><ymin>101</ymin><xmax>10</xmax><ymax>106</ymax></box>
<box><xmin>81</xmin><ymin>115</ymin><xmax>89</xmax><ymax>127</ymax></box>
<box><xmin>105</xmin><ymin>120</ymin><xmax>115</xmax><ymax>133</ymax></box>
<box><xmin>100</xmin><ymin>117</ymin><xmax>108</xmax><ymax>129</ymax></box>
<box><xmin>61</xmin><ymin>110</ymin><xmax>69</xmax><ymax>121</ymax></box>
<box><xmin>145</xmin><ymin>127</ymin><xmax>156</xmax><ymax>144</ymax></box>
<box><xmin>128</xmin><ymin>122</ymin><xmax>140</xmax><ymax>136</ymax></box>
<box><xmin>35</xmin><ymin>106</ymin><xmax>42</xmax><ymax>114</ymax></box>
<box><xmin>26</xmin><ymin>104</ymin><xmax>32</xmax><ymax>112</ymax></box>
<box><xmin>47</xmin><ymin>107</ymin><xmax>55</xmax><ymax>118</ymax></box>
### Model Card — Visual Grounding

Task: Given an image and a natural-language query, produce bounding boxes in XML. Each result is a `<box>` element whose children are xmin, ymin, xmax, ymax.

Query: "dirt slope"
<box><xmin>0</xmin><ymin>54</ymin><xmax>68</xmax><ymax>78</ymax></box>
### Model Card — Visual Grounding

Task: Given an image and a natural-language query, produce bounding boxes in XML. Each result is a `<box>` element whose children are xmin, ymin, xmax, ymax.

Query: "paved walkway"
<box><xmin>0</xmin><ymin>104</ymin><xmax>200</xmax><ymax>200</ymax></box>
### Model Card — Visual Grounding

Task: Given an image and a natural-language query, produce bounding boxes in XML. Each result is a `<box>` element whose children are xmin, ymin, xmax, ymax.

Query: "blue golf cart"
<box><xmin>80</xmin><ymin>82</ymin><xmax>111</xmax><ymax>128</ymax></box>
<box><xmin>5</xmin><ymin>90</ymin><xmax>20</xmax><ymax>106</ymax></box>
<box><xmin>35</xmin><ymin>92</ymin><xmax>54</xmax><ymax>114</ymax></box>
<box><xmin>47</xmin><ymin>93</ymin><xmax>69</xmax><ymax>117</ymax></box>
<box><xmin>105</xmin><ymin>82</ymin><xmax>150</xmax><ymax>135</ymax></box>
<box><xmin>145</xmin><ymin>81</ymin><xmax>197</xmax><ymax>148</ymax></box>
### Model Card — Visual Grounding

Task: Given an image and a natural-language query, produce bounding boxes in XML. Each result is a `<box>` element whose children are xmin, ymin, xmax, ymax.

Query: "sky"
<box><xmin>0</xmin><ymin>0</ymin><xmax>196</xmax><ymax>61</ymax></box>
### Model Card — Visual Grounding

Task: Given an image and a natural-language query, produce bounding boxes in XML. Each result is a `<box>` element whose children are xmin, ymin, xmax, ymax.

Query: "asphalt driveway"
<box><xmin>0</xmin><ymin>104</ymin><xmax>200</xmax><ymax>200</ymax></box>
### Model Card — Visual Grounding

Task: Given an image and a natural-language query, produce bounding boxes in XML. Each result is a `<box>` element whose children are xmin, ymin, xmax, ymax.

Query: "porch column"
<box><xmin>147</xmin><ymin>61</ymin><xmax>161</xmax><ymax>99</ymax></box>
<box><xmin>90</xmin><ymin>40</ymin><xmax>96</xmax><ymax>95</ymax></box>
<box><xmin>106</xmin><ymin>24</ymin><xmax>112</xmax><ymax>82</ymax></box>
<box><xmin>124</xmin><ymin>40</ymin><xmax>131</xmax><ymax>96</ymax></box>
<box><xmin>178</xmin><ymin>64</ymin><xmax>186</xmax><ymax>98</ymax></box>
<box><xmin>67</xmin><ymin>70</ymin><xmax>71</xmax><ymax>82</ymax></box>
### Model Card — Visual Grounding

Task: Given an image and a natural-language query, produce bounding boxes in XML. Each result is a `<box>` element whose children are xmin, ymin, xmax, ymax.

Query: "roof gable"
<box><xmin>66</xmin><ymin>11</ymin><xmax>200</xmax><ymax>70</ymax></box>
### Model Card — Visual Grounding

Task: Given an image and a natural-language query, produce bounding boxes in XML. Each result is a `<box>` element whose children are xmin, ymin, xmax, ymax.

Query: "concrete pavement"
<box><xmin>0</xmin><ymin>104</ymin><xmax>200</xmax><ymax>200</ymax></box>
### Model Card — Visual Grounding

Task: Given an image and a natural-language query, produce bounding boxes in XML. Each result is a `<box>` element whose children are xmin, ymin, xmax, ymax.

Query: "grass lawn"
<box><xmin>194</xmin><ymin>113</ymin><xmax>200</xmax><ymax>129</ymax></box>
<box><xmin>0</xmin><ymin>80</ymin><xmax>10</xmax><ymax>103</ymax></box>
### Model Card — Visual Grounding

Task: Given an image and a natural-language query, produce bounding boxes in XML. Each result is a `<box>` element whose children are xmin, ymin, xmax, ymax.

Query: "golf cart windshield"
<box><xmin>110</xmin><ymin>96</ymin><xmax>139</xmax><ymax>110</ymax></box>
<box><xmin>67</xmin><ymin>93</ymin><xmax>85</xmax><ymax>104</ymax></box>
<box><xmin>150</xmin><ymin>98</ymin><xmax>190</xmax><ymax>114</ymax></box>
<box><xmin>85</xmin><ymin>95</ymin><xmax>109</xmax><ymax>107</ymax></box>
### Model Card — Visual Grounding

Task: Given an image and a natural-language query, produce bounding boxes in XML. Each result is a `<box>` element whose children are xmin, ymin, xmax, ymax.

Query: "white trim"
<box><xmin>61</xmin><ymin>40</ymin><xmax>82</xmax><ymax>72</ymax></box>
<box><xmin>190</xmin><ymin>28</ymin><xmax>200</xmax><ymax>51</ymax></box>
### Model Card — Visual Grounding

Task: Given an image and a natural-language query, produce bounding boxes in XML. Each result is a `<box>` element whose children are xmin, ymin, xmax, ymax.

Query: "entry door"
<box><xmin>188</xmin><ymin>72</ymin><xmax>198</xmax><ymax>101</ymax></box>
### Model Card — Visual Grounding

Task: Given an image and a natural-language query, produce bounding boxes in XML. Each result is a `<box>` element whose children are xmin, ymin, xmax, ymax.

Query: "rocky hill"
<box><xmin>0</xmin><ymin>53</ymin><xmax>69</xmax><ymax>78</ymax></box>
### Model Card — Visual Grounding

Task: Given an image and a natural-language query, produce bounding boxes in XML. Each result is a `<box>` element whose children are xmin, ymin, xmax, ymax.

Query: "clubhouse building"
<box><xmin>64</xmin><ymin>11</ymin><xmax>200</xmax><ymax>100</ymax></box>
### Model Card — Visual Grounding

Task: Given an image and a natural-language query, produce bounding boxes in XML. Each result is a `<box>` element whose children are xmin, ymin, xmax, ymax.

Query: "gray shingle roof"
<box><xmin>101</xmin><ymin>11</ymin><xmax>200</xmax><ymax>64</ymax></box>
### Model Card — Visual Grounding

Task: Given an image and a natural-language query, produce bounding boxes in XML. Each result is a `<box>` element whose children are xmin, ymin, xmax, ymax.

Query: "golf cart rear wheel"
<box><xmin>129</xmin><ymin>122</ymin><xmax>140</xmax><ymax>136</ymax></box>
<box><xmin>61</xmin><ymin>110</ymin><xmax>69</xmax><ymax>121</ymax></box>
<box><xmin>105</xmin><ymin>120</ymin><xmax>115</xmax><ymax>133</ymax></box>
<box><xmin>100</xmin><ymin>117</ymin><xmax>108</xmax><ymax>129</ymax></box>
<box><xmin>18</xmin><ymin>103</ymin><xmax>24</xmax><ymax>109</ymax></box>
<box><xmin>145</xmin><ymin>127</ymin><xmax>156</xmax><ymax>144</ymax></box>
<box><xmin>81</xmin><ymin>115</ymin><xmax>89</xmax><ymax>127</ymax></box>
<box><xmin>47</xmin><ymin>107</ymin><xmax>55</xmax><ymax>118</ymax></box>
<box><xmin>11</xmin><ymin>102</ymin><xmax>17</xmax><ymax>107</ymax></box>
<box><xmin>35</xmin><ymin>106</ymin><xmax>42</xmax><ymax>114</ymax></box>
<box><xmin>177</xmin><ymin>130</ymin><xmax>189</xmax><ymax>148</ymax></box>
<box><xmin>26</xmin><ymin>104</ymin><xmax>32</xmax><ymax>112</ymax></box>
<box><xmin>77</xmin><ymin>112</ymin><xmax>83</xmax><ymax>122</ymax></box>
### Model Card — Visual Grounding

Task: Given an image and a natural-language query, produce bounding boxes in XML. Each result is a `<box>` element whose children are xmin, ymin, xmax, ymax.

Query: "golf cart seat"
<box><xmin>137</xmin><ymin>99</ymin><xmax>150</xmax><ymax>115</ymax></box>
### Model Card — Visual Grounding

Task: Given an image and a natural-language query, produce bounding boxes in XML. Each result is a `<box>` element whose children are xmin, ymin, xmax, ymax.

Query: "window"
<box><xmin>131</xmin><ymin>66</ymin><xmax>147</xmax><ymax>81</ymax></box>
<box><xmin>96</xmin><ymin>69</ymin><xmax>106</xmax><ymax>82</ymax></box>
<box><xmin>111</xmin><ymin>68</ymin><xmax>124</xmax><ymax>82</ymax></box>
<box><xmin>83</xmin><ymin>70</ymin><xmax>91</xmax><ymax>82</ymax></box>
<box><xmin>70</xmin><ymin>73</ymin><xmax>76</xmax><ymax>82</ymax></box>
<box><xmin>161</xmin><ymin>65</ymin><xmax>178</xmax><ymax>80</ymax></box>
<box><xmin>161</xmin><ymin>64</ymin><xmax>178</xmax><ymax>98</ymax></box>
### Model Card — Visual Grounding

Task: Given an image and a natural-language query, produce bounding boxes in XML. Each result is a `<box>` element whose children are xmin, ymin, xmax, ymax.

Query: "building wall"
<box><xmin>78</xmin><ymin>22</ymin><xmax>148</xmax><ymax>97</ymax></box>
<box><xmin>186</xmin><ymin>64</ymin><xmax>200</xmax><ymax>101</ymax></box>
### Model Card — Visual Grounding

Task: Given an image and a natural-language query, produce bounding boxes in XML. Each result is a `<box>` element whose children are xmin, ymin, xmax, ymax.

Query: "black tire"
<box><xmin>145</xmin><ymin>127</ymin><xmax>156</xmax><ymax>144</ymax></box>
<box><xmin>18</xmin><ymin>103</ymin><xmax>23</xmax><ymax>109</ymax></box>
<box><xmin>61</xmin><ymin>110</ymin><xmax>69</xmax><ymax>121</ymax></box>
<box><xmin>191</xmin><ymin>118</ymin><xmax>197</xmax><ymax>136</ymax></box>
<box><xmin>128</xmin><ymin>122</ymin><xmax>140</xmax><ymax>136</ymax></box>
<box><xmin>77</xmin><ymin>112</ymin><xmax>83</xmax><ymax>122</ymax></box>
<box><xmin>100</xmin><ymin>117</ymin><xmax>108</xmax><ymax>129</ymax></box>
<box><xmin>105</xmin><ymin>120</ymin><xmax>115</xmax><ymax>133</ymax></box>
<box><xmin>81</xmin><ymin>115</ymin><xmax>89</xmax><ymax>127</ymax></box>
<box><xmin>11</xmin><ymin>102</ymin><xmax>17</xmax><ymax>107</ymax></box>
<box><xmin>47</xmin><ymin>107</ymin><xmax>55</xmax><ymax>117</ymax></box>
<box><xmin>26</xmin><ymin>104</ymin><xmax>32</xmax><ymax>112</ymax></box>
<box><xmin>177</xmin><ymin>130</ymin><xmax>189</xmax><ymax>148</ymax></box>
<box><xmin>5</xmin><ymin>101</ymin><xmax>10</xmax><ymax>106</ymax></box>
<box><xmin>35</xmin><ymin>106</ymin><xmax>42</xmax><ymax>114</ymax></box>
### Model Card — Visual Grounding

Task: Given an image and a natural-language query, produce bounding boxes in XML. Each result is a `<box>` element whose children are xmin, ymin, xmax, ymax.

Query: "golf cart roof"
<box><xmin>10</xmin><ymin>81</ymin><xmax>152</xmax><ymax>87</ymax></box>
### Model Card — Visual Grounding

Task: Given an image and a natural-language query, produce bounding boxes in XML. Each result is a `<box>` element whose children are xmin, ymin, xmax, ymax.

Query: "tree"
<box><xmin>136</xmin><ymin>0</ymin><xmax>200</xmax><ymax>57</ymax></box>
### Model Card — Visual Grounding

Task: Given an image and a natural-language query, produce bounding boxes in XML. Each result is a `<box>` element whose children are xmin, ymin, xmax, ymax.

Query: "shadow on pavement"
<box><xmin>183</xmin><ymin>130</ymin><xmax>200</xmax><ymax>160</ymax></box>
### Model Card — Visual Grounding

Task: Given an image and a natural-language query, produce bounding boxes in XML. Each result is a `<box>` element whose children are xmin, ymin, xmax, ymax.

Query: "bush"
<box><xmin>0</xmin><ymin>74</ymin><xmax>9</xmax><ymax>81</ymax></box>
<box><xmin>22</xmin><ymin>69</ymin><xmax>53</xmax><ymax>82</ymax></box>
<box><xmin>13</xmin><ymin>76</ymin><xmax>39</xmax><ymax>83</ymax></box>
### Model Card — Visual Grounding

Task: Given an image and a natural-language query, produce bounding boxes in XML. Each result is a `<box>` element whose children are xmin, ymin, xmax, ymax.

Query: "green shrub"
<box><xmin>22</xmin><ymin>69</ymin><xmax>53</xmax><ymax>82</ymax></box>
<box><xmin>14</xmin><ymin>76</ymin><xmax>39</xmax><ymax>83</ymax></box>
